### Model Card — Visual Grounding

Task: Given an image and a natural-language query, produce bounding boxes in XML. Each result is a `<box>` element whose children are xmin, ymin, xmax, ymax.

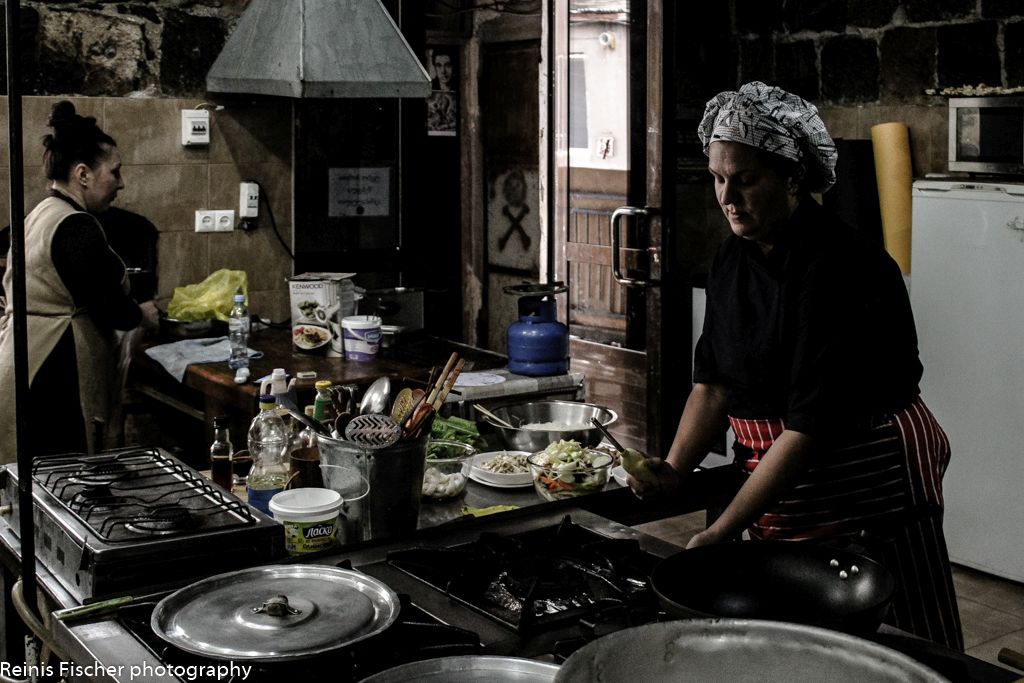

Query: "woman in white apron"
<box><xmin>0</xmin><ymin>101</ymin><xmax>157</xmax><ymax>461</ymax></box>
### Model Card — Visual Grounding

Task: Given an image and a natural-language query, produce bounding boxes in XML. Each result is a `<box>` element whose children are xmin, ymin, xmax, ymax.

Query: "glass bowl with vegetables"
<box><xmin>527</xmin><ymin>439</ymin><xmax>614</xmax><ymax>501</ymax></box>
<box><xmin>422</xmin><ymin>439</ymin><xmax>476</xmax><ymax>501</ymax></box>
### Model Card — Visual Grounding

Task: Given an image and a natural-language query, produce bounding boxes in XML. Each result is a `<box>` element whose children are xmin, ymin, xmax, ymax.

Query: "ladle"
<box><xmin>590</xmin><ymin>417</ymin><xmax>624</xmax><ymax>452</ymax></box>
<box><xmin>473</xmin><ymin>403</ymin><xmax>515</xmax><ymax>429</ymax></box>
<box><xmin>359</xmin><ymin>377</ymin><xmax>391</xmax><ymax>415</ymax></box>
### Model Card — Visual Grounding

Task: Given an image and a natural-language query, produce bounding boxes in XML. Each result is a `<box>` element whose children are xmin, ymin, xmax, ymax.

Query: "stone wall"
<box><xmin>0</xmin><ymin>1</ymin><xmax>247</xmax><ymax>98</ymax></box>
<box><xmin>680</xmin><ymin>0</ymin><xmax>1024</xmax><ymax>175</ymax></box>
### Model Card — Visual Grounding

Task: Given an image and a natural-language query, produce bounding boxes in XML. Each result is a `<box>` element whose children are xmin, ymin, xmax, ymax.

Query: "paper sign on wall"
<box><xmin>328</xmin><ymin>167</ymin><xmax>391</xmax><ymax>217</ymax></box>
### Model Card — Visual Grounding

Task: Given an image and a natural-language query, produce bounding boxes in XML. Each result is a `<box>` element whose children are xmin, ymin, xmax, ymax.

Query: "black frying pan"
<box><xmin>649</xmin><ymin>541</ymin><xmax>896</xmax><ymax>635</ymax></box>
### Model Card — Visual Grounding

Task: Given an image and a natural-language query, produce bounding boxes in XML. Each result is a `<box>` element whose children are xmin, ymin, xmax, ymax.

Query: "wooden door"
<box><xmin>552</xmin><ymin>0</ymin><xmax>685</xmax><ymax>453</ymax></box>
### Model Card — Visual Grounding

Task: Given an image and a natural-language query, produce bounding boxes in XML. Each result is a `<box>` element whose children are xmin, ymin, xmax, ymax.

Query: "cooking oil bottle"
<box><xmin>246</xmin><ymin>394</ymin><xmax>290</xmax><ymax>514</ymax></box>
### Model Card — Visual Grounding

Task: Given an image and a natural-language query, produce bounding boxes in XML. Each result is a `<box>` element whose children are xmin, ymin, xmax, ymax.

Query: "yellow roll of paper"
<box><xmin>870</xmin><ymin>122</ymin><xmax>913</xmax><ymax>274</ymax></box>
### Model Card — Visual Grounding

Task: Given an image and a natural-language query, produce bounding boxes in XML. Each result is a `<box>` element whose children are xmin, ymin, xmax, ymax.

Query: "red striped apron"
<box><xmin>729</xmin><ymin>397</ymin><xmax>963</xmax><ymax>650</ymax></box>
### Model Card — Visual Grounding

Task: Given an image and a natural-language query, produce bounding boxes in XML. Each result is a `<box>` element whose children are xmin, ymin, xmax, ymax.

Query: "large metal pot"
<box><xmin>151</xmin><ymin>565</ymin><xmax>400</xmax><ymax>661</ymax></box>
<box><xmin>554</xmin><ymin>620</ymin><xmax>948</xmax><ymax>682</ymax></box>
<box><xmin>649</xmin><ymin>541</ymin><xmax>895</xmax><ymax>635</ymax></box>
<box><xmin>482</xmin><ymin>400</ymin><xmax>617</xmax><ymax>451</ymax></box>
<box><xmin>360</xmin><ymin>655</ymin><xmax>559</xmax><ymax>682</ymax></box>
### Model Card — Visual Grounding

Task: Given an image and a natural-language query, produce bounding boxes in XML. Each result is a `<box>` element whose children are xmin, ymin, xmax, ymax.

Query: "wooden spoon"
<box><xmin>390</xmin><ymin>387</ymin><xmax>415</xmax><ymax>424</ymax></box>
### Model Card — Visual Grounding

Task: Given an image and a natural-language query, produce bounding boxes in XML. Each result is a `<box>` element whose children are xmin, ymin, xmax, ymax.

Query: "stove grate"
<box><xmin>31</xmin><ymin>448</ymin><xmax>258</xmax><ymax>542</ymax></box>
<box><xmin>388</xmin><ymin>515</ymin><xmax>661</xmax><ymax>635</ymax></box>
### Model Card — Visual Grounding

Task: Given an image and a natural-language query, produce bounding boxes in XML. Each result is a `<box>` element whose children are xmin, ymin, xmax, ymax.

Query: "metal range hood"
<box><xmin>206</xmin><ymin>0</ymin><xmax>431</xmax><ymax>98</ymax></box>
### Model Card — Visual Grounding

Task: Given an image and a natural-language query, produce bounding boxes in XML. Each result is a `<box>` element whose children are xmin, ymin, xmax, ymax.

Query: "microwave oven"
<box><xmin>948</xmin><ymin>96</ymin><xmax>1024</xmax><ymax>175</ymax></box>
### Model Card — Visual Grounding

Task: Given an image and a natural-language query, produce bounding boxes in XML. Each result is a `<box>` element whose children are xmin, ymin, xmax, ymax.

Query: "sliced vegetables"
<box><xmin>527</xmin><ymin>440</ymin><xmax>612</xmax><ymax>500</ymax></box>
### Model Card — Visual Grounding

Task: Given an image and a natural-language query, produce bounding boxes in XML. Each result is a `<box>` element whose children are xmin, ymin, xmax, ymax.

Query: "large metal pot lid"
<box><xmin>151</xmin><ymin>564</ymin><xmax>399</xmax><ymax>661</ymax></box>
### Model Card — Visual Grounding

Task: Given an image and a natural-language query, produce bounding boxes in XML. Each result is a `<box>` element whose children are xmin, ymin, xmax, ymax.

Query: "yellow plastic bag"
<box><xmin>167</xmin><ymin>269</ymin><xmax>248</xmax><ymax>322</ymax></box>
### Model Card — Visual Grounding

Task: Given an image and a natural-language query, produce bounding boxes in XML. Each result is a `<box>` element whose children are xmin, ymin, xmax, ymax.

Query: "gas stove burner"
<box><xmin>124</xmin><ymin>504</ymin><xmax>199</xmax><ymax>536</ymax></box>
<box><xmin>65</xmin><ymin>459</ymin><xmax>135</xmax><ymax>487</ymax></box>
<box><xmin>67</xmin><ymin>485</ymin><xmax>118</xmax><ymax>516</ymax></box>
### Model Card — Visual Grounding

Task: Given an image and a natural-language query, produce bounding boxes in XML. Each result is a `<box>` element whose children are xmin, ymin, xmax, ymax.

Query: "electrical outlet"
<box><xmin>195</xmin><ymin>210</ymin><xmax>234</xmax><ymax>232</ymax></box>
<box><xmin>213</xmin><ymin>210</ymin><xmax>235</xmax><ymax>232</ymax></box>
<box><xmin>239</xmin><ymin>182</ymin><xmax>259</xmax><ymax>218</ymax></box>
<box><xmin>194</xmin><ymin>210</ymin><xmax>216</xmax><ymax>232</ymax></box>
<box><xmin>181</xmin><ymin>110</ymin><xmax>210</xmax><ymax>146</ymax></box>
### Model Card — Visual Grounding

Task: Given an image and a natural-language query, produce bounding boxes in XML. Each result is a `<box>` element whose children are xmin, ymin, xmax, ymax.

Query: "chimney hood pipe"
<box><xmin>206</xmin><ymin>0</ymin><xmax>431</xmax><ymax>99</ymax></box>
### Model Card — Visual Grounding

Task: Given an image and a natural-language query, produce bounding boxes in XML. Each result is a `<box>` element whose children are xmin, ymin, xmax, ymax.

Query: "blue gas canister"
<box><xmin>505</xmin><ymin>283</ymin><xmax>569</xmax><ymax>376</ymax></box>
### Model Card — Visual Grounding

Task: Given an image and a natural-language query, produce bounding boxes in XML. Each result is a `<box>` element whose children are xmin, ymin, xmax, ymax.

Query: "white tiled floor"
<box><xmin>634</xmin><ymin>512</ymin><xmax>1024</xmax><ymax>676</ymax></box>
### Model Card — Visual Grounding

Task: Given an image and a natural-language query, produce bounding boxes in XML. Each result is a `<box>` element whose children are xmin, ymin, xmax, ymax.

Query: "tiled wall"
<box><xmin>0</xmin><ymin>96</ymin><xmax>294</xmax><ymax>321</ymax></box>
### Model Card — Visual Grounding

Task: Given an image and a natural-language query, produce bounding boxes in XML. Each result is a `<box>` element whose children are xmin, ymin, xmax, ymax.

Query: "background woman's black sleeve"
<box><xmin>51</xmin><ymin>213</ymin><xmax>142</xmax><ymax>331</ymax></box>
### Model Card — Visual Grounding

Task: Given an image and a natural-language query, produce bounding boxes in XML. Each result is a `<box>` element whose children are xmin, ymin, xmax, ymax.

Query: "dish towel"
<box><xmin>144</xmin><ymin>336</ymin><xmax>263</xmax><ymax>382</ymax></box>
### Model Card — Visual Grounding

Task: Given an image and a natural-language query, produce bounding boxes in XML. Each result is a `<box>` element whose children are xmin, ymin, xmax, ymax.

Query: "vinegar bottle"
<box><xmin>209</xmin><ymin>415</ymin><xmax>234</xmax><ymax>491</ymax></box>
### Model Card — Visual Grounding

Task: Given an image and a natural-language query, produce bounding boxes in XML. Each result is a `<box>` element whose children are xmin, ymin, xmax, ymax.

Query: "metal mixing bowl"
<box><xmin>484</xmin><ymin>400</ymin><xmax>617</xmax><ymax>452</ymax></box>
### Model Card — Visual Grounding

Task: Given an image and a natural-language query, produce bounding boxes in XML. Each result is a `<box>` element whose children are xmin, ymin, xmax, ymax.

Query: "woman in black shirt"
<box><xmin>627</xmin><ymin>82</ymin><xmax>963</xmax><ymax>649</ymax></box>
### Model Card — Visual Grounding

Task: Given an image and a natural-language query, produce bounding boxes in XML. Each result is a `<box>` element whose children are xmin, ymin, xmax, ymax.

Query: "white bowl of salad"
<box><xmin>527</xmin><ymin>439</ymin><xmax>614</xmax><ymax>501</ymax></box>
<box><xmin>470</xmin><ymin>451</ymin><xmax>532</xmax><ymax>487</ymax></box>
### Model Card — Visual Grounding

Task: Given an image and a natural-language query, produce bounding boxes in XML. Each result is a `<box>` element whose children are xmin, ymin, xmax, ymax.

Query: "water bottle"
<box><xmin>246</xmin><ymin>394</ymin><xmax>290</xmax><ymax>514</ymax></box>
<box><xmin>228</xmin><ymin>291</ymin><xmax>250</xmax><ymax>370</ymax></box>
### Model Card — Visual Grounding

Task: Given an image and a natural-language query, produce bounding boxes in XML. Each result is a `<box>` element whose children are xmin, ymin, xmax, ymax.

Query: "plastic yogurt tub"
<box><xmin>268</xmin><ymin>488</ymin><xmax>342</xmax><ymax>555</ymax></box>
<box><xmin>341</xmin><ymin>315</ymin><xmax>382</xmax><ymax>361</ymax></box>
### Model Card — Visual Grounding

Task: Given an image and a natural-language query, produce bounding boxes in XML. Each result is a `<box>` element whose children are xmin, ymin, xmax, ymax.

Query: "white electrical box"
<box><xmin>181</xmin><ymin>110</ymin><xmax>210</xmax><ymax>146</ymax></box>
<box><xmin>239</xmin><ymin>182</ymin><xmax>259</xmax><ymax>218</ymax></box>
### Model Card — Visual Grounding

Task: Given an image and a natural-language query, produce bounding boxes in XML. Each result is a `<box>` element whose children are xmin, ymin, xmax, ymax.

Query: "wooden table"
<box><xmin>128</xmin><ymin>327</ymin><xmax>508</xmax><ymax>458</ymax></box>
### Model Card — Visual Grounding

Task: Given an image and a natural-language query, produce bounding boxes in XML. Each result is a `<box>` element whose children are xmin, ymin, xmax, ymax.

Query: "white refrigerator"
<box><xmin>911</xmin><ymin>179</ymin><xmax>1024</xmax><ymax>583</ymax></box>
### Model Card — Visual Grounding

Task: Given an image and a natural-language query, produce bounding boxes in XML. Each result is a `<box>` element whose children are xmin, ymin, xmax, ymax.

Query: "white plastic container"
<box><xmin>268</xmin><ymin>488</ymin><xmax>342</xmax><ymax>555</ymax></box>
<box><xmin>341</xmin><ymin>315</ymin><xmax>382</xmax><ymax>361</ymax></box>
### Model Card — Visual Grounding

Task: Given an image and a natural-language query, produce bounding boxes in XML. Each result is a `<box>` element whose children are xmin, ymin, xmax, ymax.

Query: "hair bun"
<box><xmin>48</xmin><ymin>100</ymin><xmax>78</xmax><ymax>127</ymax></box>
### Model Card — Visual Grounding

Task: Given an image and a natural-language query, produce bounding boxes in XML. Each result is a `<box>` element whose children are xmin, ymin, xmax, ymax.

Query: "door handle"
<box><xmin>610</xmin><ymin>205</ymin><xmax>659</xmax><ymax>287</ymax></box>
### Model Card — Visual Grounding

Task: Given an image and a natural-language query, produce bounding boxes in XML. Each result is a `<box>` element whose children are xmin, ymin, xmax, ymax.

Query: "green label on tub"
<box><xmin>282</xmin><ymin>517</ymin><xmax>338</xmax><ymax>555</ymax></box>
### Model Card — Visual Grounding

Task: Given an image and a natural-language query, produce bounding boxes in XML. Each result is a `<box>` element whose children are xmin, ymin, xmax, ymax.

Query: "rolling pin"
<box><xmin>998</xmin><ymin>647</ymin><xmax>1024</xmax><ymax>673</ymax></box>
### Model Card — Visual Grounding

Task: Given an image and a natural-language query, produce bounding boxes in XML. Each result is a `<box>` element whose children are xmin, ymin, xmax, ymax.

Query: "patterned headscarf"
<box><xmin>698</xmin><ymin>81</ymin><xmax>838</xmax><ymax>193</ymax></box>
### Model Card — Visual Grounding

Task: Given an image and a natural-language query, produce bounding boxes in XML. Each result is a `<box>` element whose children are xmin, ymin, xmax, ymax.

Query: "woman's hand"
<box><xmin>685</xmin><ymin>524</ymin><xmax>731</xmax><ymax>549</ymax></box>
<box><xmin>624</xmin><ymin>455</ymin><xmax>682</xmax><ymax>500</ymax></box>
<box><xmin>138</xmin><ymin>299</ymin><xmax>160</xmax><ymax>334</ymax></box>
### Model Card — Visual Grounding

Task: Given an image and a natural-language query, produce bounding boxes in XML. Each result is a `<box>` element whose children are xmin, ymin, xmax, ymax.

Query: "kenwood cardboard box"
<box><xmin>288</xmin><ymin>273</ymin><xmax>356</xmax><ymax>356</ymax></box>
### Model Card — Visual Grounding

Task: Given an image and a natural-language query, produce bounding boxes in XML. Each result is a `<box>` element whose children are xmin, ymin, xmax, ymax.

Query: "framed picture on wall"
<box><xmin>425</xmin><ymin>46</ymin><xmax>457</xmax><ymax>137</ymax></box>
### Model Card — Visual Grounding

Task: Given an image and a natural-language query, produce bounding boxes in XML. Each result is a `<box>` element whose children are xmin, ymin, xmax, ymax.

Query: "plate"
<box><xmin>454</xmin><ymin>372</ymin><xmax>507</xmax><ymax>387</ymax></box>
<box><xmin>469</xmin><ymin>451</ymin><xmax>533</xmax><ymax>487</ymax></box>
<box><xmin>468</xmin><ymin>471</ymin><xmax>533</xmax><ymax>489</ymax></box>
<box><xmin>611</xmin><ymin>464</ymin><xmax>628</xmax><ymax>488</ymax></box>
<box><xmin>293</xmin><ymin>324</ymin><xmax>330</xmax><ymax>350</ymax></box>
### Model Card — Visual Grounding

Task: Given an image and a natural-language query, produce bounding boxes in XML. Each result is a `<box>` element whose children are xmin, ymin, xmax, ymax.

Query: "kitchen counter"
<box><xmin>128</xmin><ymin>328</ymin><xmax>582</xmax><ymax>460</ymax></box>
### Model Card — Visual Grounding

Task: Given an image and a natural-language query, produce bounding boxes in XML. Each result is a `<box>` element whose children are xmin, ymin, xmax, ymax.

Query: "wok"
<box><xmin>649</xmin><ymin>540</ymin><xmax>896</xmax><ymax>635</ymax></box>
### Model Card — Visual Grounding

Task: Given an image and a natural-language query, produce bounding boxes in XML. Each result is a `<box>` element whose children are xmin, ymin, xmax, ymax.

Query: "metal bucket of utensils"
<box><xmin>317</xmin><ymin>433</ymin><xmax>428</xmax><ymax>542</ymax></box>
